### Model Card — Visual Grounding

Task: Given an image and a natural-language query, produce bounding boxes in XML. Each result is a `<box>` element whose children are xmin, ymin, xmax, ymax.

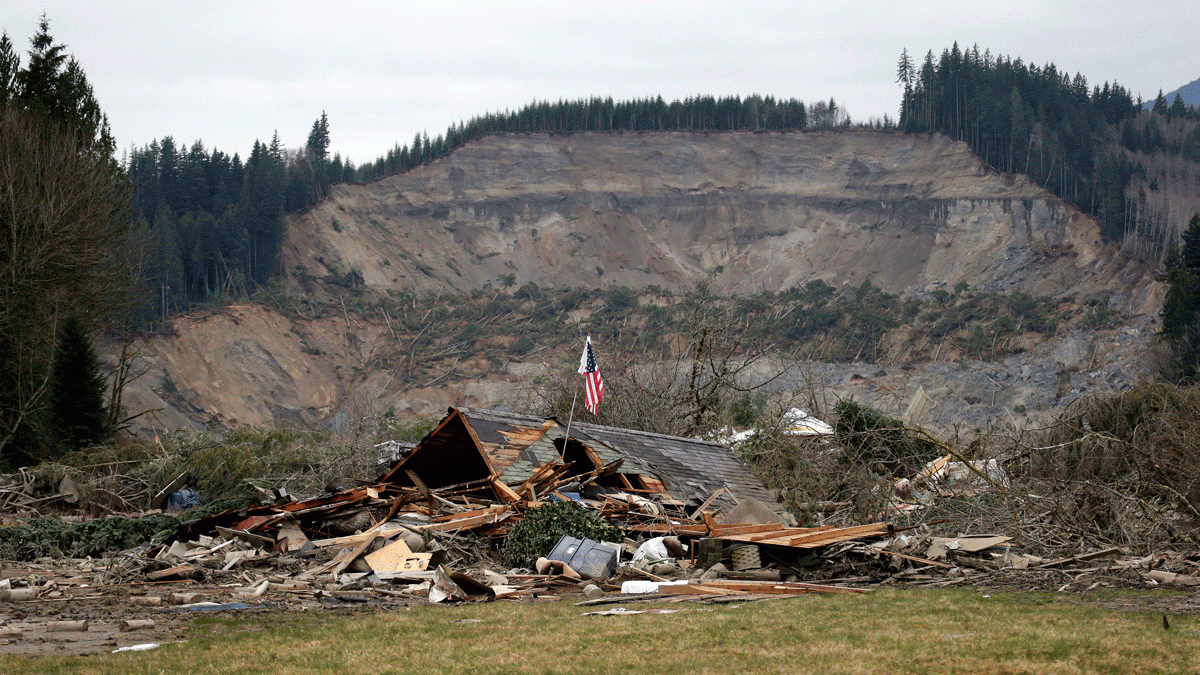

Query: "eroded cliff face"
<box><xmin>116</xmin><ymin>131</ymin><xmax>1163</xmax><ymax>438</ymax></box>
<box><xmin>286</xmin><ymin>130</ymin><xmax>1158</xmax><ymax>312</ymax></box>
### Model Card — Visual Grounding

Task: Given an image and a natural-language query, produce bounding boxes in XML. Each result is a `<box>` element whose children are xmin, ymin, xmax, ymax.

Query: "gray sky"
<box><xmin>4</xmin><ymin>1</ymin><xmax>1198</xmax><ymax>165</ymax></box>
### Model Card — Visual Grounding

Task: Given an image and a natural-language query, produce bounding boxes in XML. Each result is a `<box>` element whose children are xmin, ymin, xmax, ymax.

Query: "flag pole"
<box><xmin>564</xmin><ymin>387</ymin><xmax>579</xmax><ymax>451</ymax></box>
<box><xmin>563</xmin><ymin>335</ymin><xmax>587</xmax><ymax>448</ymax></box>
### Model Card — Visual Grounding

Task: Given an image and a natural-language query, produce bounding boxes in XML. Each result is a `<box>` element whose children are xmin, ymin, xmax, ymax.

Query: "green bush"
<box><xmin>0</xmin><ymin>513</ymin><xmax>180</xmax><ymax>561</ymax></box>
<box><xmin>833</xmin><ymin>398</ymin><xmax>941</xmax><ymax>475</ymax></box>
<box><xmin>502</xmin><ymin>501</ymin><xmax>622</xmax><ymax>568</ymax></box>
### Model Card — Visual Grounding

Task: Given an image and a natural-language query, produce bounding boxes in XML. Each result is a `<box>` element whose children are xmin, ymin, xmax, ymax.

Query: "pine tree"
<box><xmin>47</xmin><ymin>315</ymin><xmax>111</xmax><ymax>451</ymax></box>
<box><xmin>1161</xmin><ymin>214</ymin><xmax>1200</xmax><ymax>382</ymax></box>
<box><xmin>0</xmin><ymin>17</ymin><xmax>133</xmax><ymax>461</ymax></box>
<box><xmin>1153</xmin><ymin>90</ymin><xmax>1168</xmax><ymax>115</ymax></box>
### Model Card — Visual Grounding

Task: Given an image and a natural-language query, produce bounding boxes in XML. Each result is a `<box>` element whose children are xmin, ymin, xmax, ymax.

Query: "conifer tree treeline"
<box><xmin>0</xmin><ymin>17</ymin><xmax>134</xmax><ymax>462</ymax></box>
<box><xmin>125</xmin><ymin>113</ymin><xmax>353</xmax><ymax>314</ymax></box>
<box><xmin>128</xmin><ymin>95</ymin><xmax>821</xmax><ymax>311</ymax></box>
<box><xmin>898</xmin><ymin>43</ymin><xmax>1199</xmax><ymax>244</ymax></box>
<box><xmin>355</xmin><ymin>94</ymin><xmax>815</xmax><ymax>181</ymax></box>
<box><xmin>1161</xmin><ymin>214</ymin><xmax>1200</xmax><ymax>382</ymax></box>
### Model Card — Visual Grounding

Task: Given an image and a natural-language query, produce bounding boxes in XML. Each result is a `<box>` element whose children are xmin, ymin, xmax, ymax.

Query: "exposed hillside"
<box><xmin>1148</xmin><ymin>76</ymin><xmax>1200</xmax><ymax>110</ymax></box>
<box><xmin>285</xmin><ymin>131</ymin><xmax>1157</xmax><ymax>312</ymax></box>
<box><xmin>114</xmin><ymin>131</ymin><xmax>1162</xmax><ymax>440</ymax></box>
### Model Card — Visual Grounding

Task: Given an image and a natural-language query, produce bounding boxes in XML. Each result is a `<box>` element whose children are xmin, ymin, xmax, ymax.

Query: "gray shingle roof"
<box><xmin>456</xmin><ymin>407</ymin><xmax>778</xmax><ymax>510</ymax></box>
<box><xmin>567</xmin><ymin>420</ymin><xmax>779</xmax><ymax>509</ymax></box>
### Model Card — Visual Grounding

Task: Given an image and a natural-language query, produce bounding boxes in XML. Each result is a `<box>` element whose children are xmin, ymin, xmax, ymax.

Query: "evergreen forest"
<box><xmin>7</xmin><ymin>13</ymin><xmax>1200</xmax><ymax>464</ymax></box>
<box><xmin>895</xmin><ymin>44</ymin><xmax>1200</xmax><ymax>248</ymax></box>
<box><xmin>126</xmin><ymin>44</ymin><xmax>1200</xmax><ymax>319</ymax></box>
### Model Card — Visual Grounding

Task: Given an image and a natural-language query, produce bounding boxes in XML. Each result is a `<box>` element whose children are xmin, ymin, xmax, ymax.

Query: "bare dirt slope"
<box><xmin>286</xmin><ymin>130</ymin><xmax>1158</xmax><ymax>312</ymax></box>
<box><xmin>114</xmin><ymin>131</ymin><xmax>1163</xmax><ymax>438</ymax></box>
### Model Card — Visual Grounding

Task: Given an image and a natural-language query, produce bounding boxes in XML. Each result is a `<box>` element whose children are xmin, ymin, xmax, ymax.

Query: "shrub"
<box><xmin>502</xmin><ymin>501</ymin><xmax>622</xmax><ymax>568</ymax></box>
<box><xmin>833</xmin><ymin>398</ymin><xmax>941</xmax><ymax>476</ymax></box>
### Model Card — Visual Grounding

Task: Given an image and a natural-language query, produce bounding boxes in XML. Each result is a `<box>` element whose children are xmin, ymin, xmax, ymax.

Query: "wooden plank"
<box><xmin>490</xmin><ymin>477</ymin><xmax>522</xmax><ymax>504</ymax></box>
<box><xmin>626</xmin><ymin>523</ymin><xmax>708</xmax><ymax>535</ymax></box>
<box><xmin>418</xmin><ymin>506</ymin><xmax>510</xmax><ymax>533</ymax></box>
<box><xmin>1036</xmin><ymin>546</ymin><xmax>1122</xmax><ymax>569</ymax></box>
<box><xmin>692</xmin><ymin>488</ymin><xmax>727</xmax><ymax>515</ymax></box>
<box><xmin>406</xmin><ymin>470</ymin><xmax>440</xmax><ymax>512</ymax></box>
<box><xmin>329</xmin><ymin>535</ymin><xmax>378</xmax><ymax>576</ymax></box>
<box><xmin>145</xmin><ymin>565</ymin><xmax>203</xmax><ymax>581</ymax></box>
<box><xmin>215</xmin><ymin>526</ymin><xmax>274</xmax><ymax>548</ymax></box>
<box><xmin>713</xmin><ymin>523</ymin><xmax>790</xmax><ymax>538</ymax></box>
<box><xmin>748</xmin><ymin>527</ymin><xmax>828</xmax><ymax>542</ymax></box>
<box><xmin>786</xmin><ymin>523</ymin><xmax>888</xmax><ymax>548</ymax></box>
<box><xmin>431</xmin><ymin>506</ymin><xmax>505</xmax><ymax>522</ymax></box>
<box><xmin>658</xmin><ymin>584</ymin><xmax>745</xmax><ymax>596</ymax></box>
<box><xmin>309</xmin><ymin>521</ymin><xmax>406</xmax><ymax>548</ymax></box>
<box><xmin>690</xmin><ymin>580</ymin><xmax>871</xmax><ymax>595</ymax></box>
<box><xmin>716</xmin><ymin>522</ymin><xmax>888</xmax><ymax>549</ymax></box>
<box><xmin>882</xmin><ymin>549</ymin><xmax>953</xmax><ymax>569</ymax></box>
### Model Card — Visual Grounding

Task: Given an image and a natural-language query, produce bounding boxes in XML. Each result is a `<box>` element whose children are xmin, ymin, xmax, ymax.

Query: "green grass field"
<box><xmin>6</xmin><ymin>589</ymin><xmax>1197</xmax><ymax>675</ymax></box>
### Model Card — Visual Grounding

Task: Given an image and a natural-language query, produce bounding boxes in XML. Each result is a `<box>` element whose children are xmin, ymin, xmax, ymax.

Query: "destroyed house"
<box><xmin>378</xmin><ymin>407</ymin><xmax>777</xmax><ymax>512</ymax></box>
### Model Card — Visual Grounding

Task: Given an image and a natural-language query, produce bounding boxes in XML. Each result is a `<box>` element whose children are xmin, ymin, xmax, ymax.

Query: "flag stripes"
<box><xmin>578</xmin><ymin>336</ymin><xmax>604</xmax><ymax>416</ymax></box>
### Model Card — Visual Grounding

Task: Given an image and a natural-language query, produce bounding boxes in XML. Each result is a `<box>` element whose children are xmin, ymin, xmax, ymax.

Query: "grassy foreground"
<box><xmin>7</xmin><ymin>589</ymin><xmax>1197</xmax><ymax>675</ymax></box>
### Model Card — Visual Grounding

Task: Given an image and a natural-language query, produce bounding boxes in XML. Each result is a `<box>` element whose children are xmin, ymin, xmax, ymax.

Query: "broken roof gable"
<box><xmin>378</xmin><ymin>407</ymin><xmax>496</xmax><ymax>488</ymax></box>
<box><xmin>380</xmin><ymin>407</ymin><xmax>778</xmax><ymax>511</ymax></box>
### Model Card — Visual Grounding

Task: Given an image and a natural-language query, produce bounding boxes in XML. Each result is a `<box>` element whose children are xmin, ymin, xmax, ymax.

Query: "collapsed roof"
<box><xmin>379</xmin><ymin>407</ymin><xmax>780</xmax><ymax>513</ymax></box>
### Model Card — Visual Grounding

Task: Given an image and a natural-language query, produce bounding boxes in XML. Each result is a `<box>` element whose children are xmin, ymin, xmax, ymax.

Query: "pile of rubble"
<box><xmin>5</xmin><ymin>404</ymin><xmax>1200</xmax><ymax>656</ymax></box>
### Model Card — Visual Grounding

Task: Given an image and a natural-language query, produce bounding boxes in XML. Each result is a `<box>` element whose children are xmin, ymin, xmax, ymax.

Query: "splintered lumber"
<box><xmin>363</xmin><ymin>537</ymin><xmax>432</xmax><ymax>573</ymax></box>
<box><xmin>145</xmin><ymin>565</ymin><xmax>204</xmax><ymax>581</ymax></box>
<box><xmin>310</xmin><ymin>521</ymin><xmax>405</xmax><ymax>548</ymax></box>
<box><xmin>626</xmin><ymin>522</ymin><xmax>708</xmax><ymax>536</ymax></box>
<box><xmin>419</xmin><ymin>506</ymin><xmax>510</xmax><ymax>533</ymax></box>
<box><xmin>708</xmin><ymin>523</ymin><xmax>790</xmax><ymax>537</ymax></box>
<box><xmin>692</xmin><ymin>487</ymin><xmax>727</xmax><ymax>515</ymax></box>
<box><xmin>658</xmin><ymin>580</ymin><xmax>870</xmax><ymax>596</ymax></box>
<box><xmin>716</xmin><ymin>522</ymin><xmax>889</xmax><ymax>549</ymax></box>
<box><xmin>215</xmin><ymin>526</ymin><xmax>275</xmax><ymax>548</ymax></box>
<box><xmin>490</xmin><ymin>477</ymin><xmax>522</xmax><ymax>504</ymax></box>
<box><xmin>406</xmin><ymin>470</ymin><xmax>441</xmax><ymax>512</ymax></box>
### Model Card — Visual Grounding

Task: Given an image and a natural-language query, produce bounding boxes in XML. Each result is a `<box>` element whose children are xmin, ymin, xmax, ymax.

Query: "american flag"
<box><xmin>578</xmin><ymin>336</ymin><xmax>605</xmax><ymax>416</ymax></box>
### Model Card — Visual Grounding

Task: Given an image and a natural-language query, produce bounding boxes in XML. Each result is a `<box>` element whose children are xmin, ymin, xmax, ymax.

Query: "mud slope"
<box><xmin>115</xmin><ymin>131</ymin><xmax>1163</xmax><ymax>437</ymax></box>
<box><xmin>286</xmin><ymin>130</ymin><xmax>1158</xmax><ymax>313</ymax></box>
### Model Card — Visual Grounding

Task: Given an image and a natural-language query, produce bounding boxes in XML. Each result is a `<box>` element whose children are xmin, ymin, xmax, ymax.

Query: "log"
<box><xmin>119</xmin><ymin>619</ymin><xmax>156</xmax><ymax>632</ymax></box>
<box><xmin>169</xmin><ymin>592</ymin><xmax>199</xmax><ymax>605</ymax></box>
<box><xmin>130</xmin><ymin>596</ymin><xmax>162</xmax><ymax>606</ymax></box>
<box><xmin>47</xmin><ymin>620</ymin><xmax>88</xmax><ymax>632</ymax></box>
<box><xmin>0</xmin><ymin>588</ymin><xmax>37</xmax><ymax>601</ymax></box>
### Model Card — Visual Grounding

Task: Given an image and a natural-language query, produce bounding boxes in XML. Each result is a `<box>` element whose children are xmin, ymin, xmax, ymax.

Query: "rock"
<box><xmin>701</xmin><ymin>563</ymin><xmax>727</xmax><ymax>580</ymax></box>
<box><xmin>651</xmin><ymin>563</ymin><xmax>677</xmax><ymax>578</ymax></box>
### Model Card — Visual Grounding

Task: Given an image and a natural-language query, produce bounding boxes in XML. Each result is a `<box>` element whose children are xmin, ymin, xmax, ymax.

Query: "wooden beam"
<box><xmin>692</xmin><ymin>487</ymin><xmax>727</xmax><ymax>515</ymax></box>
<box><xmin>490</xmin><ymin>476</ymin><xmax>522</xmax><ymax>504</ymax></box>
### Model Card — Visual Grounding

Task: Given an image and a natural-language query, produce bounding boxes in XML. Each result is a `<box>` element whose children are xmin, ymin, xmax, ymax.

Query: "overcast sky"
<box><xmin>3</xmin><ymin>1</ymin><xmax>1198</xmax><ymax>165</ymax></box>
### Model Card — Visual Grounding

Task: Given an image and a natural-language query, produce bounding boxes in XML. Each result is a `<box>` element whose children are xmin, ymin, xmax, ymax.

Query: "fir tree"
<box><xmin>1161</xmin><ymin>214</ymin><xmax>1200</xmax><ymax>382</ymax></box>
<box><xmin>47</xmin><ymin>315</ymin><xmax>111</xmax><ymax>451</ymax></box>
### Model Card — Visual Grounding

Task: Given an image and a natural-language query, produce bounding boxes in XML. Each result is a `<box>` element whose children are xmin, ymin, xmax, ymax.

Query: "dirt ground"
<box><xmin>0</xmin><ymin>566</ymin><xmax>423</xmax><ymax>657</ymax></box>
